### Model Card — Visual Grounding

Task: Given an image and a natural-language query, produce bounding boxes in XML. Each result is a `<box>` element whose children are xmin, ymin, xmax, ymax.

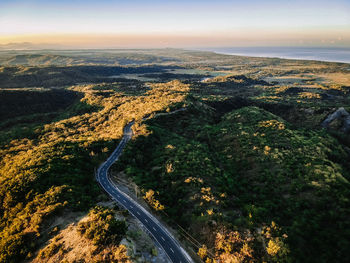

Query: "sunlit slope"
<box><xmin>116</xmin><ymin>102</ymin><xmax>350</xmax><ymax>262</ymax></box>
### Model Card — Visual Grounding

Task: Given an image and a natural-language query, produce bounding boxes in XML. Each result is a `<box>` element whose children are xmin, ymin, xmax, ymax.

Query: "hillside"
<box><xmin>0</xmin><ymin>49</ymin><xmax>349</xmax><ymax>263</ymax></box>
<box><xmin>116</xmin><ymin>102</ymin><xmax>349</xmax><ymax>262</ymax></box>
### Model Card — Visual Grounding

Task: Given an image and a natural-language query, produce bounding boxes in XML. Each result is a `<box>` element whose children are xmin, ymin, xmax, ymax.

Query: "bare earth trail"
<box><xmin>96</xmin><ymin>110</ymin><xmax>193</xmax><ymax>263</ymax></box>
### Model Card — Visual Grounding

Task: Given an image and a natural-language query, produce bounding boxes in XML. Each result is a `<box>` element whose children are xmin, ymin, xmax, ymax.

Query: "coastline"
<box><xmin>199</xmin><ymin>47</ymin><xmax>350</xmax><ymax>64</ymax></box>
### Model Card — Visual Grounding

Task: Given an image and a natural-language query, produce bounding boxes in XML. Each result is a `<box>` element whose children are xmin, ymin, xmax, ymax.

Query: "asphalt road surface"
<box><xmin>96</xmin><ymin>121</ymin><xmax>193</xmax><ymax>263</ymax></box>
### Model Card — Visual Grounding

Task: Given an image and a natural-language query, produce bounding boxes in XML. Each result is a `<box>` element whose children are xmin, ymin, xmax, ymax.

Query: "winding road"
<box><xmin>96</xmin><ymin>120</ymin><xmax>193</xmax><ymax>263</ymax></box>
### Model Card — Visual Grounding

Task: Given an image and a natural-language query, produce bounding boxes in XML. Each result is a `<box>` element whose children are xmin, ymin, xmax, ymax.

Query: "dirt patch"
<box><xmin>29</xmin><ymin>203</ymin><xmax>169</xmax><ymax>263</ymax></box>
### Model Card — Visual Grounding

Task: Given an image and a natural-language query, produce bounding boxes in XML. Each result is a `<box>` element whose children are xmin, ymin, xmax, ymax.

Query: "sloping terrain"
<box><xmin>115</xmin><ymin>100</ymin><xmax>350</xmax><ymax>262</ymax></box>
<box><xmin>0</xmin><ymin>80</ymin><xmax>189</xmax><ymax>262</ymax></box>
<box><xmin>0</xmin><ymin>49</ymin><xmax>349</xmax><ymax>263</ymax></box>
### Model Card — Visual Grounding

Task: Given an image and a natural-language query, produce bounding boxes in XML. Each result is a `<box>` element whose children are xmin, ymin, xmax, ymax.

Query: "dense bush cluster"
<box><xmin>77</xmin><ymin>206</ymin><xmax>127</xmax><ymax>245</ymax></box>
<box><xmin>0</xmin><ymin>89</ymin><xmax>79</xmax><ymax>122</ymax></box>
<box><xmin>0</xmin><ymin>65</ymin><xmax>176</xmax><ymax>88</ymax></box>
<box><xmin>117</xmin><ymin>101</ymin><xmax>350</xmax><ymax>262</ymax></box>
<box><xmin>198</xmin><ymin>222</ymin><xmax>289</xmax><ymax>263</ymax></box>
<box><xmin>0</xmin><ymin>80</ymin><xmax>189</xmax><ymax>262</ymax></box>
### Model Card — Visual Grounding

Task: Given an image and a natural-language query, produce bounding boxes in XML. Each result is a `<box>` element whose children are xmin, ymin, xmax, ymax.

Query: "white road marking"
<box><xmin>98</xmin><ymin>121</ymin><xmax>193</xmax><ymax>262</ymax></box>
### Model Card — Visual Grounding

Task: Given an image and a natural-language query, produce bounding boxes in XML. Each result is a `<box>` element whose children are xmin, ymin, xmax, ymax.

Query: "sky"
<box><xmin>0</xmin><ymin>0</ymin><xmax>349</xmax><ymax>48</ymax></box>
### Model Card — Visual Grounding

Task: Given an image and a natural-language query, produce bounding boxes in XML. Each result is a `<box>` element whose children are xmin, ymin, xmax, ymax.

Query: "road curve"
<box><xmin>96</xmin><ymin>121</ymin><xmax>193</xmax><ymax>263</ymax></box>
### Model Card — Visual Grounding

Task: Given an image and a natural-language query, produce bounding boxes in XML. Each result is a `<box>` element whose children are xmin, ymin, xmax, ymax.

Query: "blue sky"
<box><xmin>0</xmin><ymin>0</ymin><xmax>349</xmax><ymax>47</ymax></box>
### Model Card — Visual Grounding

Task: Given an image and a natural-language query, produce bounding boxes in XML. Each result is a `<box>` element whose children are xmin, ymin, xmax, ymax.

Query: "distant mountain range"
<box><xmin>0</xmin><ymin>42</ymin><xmax>64</xmax><ymax>50</ymax></box>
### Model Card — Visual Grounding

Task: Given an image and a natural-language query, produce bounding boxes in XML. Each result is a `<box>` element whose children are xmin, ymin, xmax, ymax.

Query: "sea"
<box><xmin>201</xmin><ymin>47</ymin><xmax>350</xmax><ymax>64</ymax></box>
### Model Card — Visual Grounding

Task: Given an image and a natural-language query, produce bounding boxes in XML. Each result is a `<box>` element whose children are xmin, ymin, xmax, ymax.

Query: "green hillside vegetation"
<box><xmin>0</xmin><ymin>81</ymin><xmax>188</xmax><ymax>262</ymax></box>
<box><xmin>0</xmin><ymin>50</ymin><xmax>181</xmax><ymax>66</ymax></box>
<box><xmin>115</xmin><ymin>98</ymin><xmax>350</xmax><ymax>262</ymax></box>
<box><xmin>0</xmin><ymin>89</ymin><xmax>79</xmax><ymax>122</ymax></box>
<box><xmin>77</xmin><ymin>206</ymin><xmax>127</xmax><ymax>245</ymax></box>
<box><xmin>0</xmin><ymin>65</ymin><xmax>177</xmax><ymax>88</ymax></box>
<box><xmin>0</xmin><ymin>89</ymin><xmax>98</xmax><ymax>149</ymax></box>
<box><xmin>37</xmin><ymin>206</ymin><xmax>131</xmax><ymax>263</ymax></box>
<box><xmin>0</xmin><ymin>49</ymin><xmax>349</xmax><ymax>262</ymax></box>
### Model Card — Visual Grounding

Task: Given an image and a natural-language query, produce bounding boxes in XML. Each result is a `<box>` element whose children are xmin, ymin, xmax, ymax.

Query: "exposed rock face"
<box><xmin>322</xmin><ymin>107</ymin><xmax>350</xmax><ymax>133</ymax></box>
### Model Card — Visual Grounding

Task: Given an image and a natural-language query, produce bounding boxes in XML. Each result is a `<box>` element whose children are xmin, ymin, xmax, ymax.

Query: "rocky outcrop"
<box><xmin>322</xmin><ymin>107</ymin><xmax>350</xmax><ymax>133</ymax></box>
